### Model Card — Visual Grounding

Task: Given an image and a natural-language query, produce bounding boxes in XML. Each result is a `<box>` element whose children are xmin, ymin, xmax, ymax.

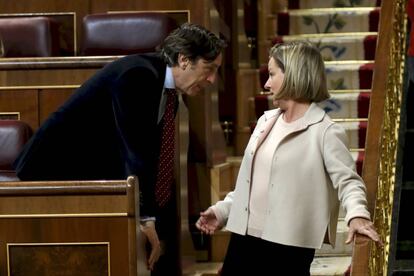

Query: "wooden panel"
<box><xmin>257</xmin><ymin>0</ymin><xmax>285</xmax><ymax>65</ymax></box>
<box><xmin>210</xmin><ymin>230</ymin><xmax>230</xmax><ymax>262</ymax></box>
<box><xmin>0</xmin><ymin>112</ymin><xmax>19</xmax><ymax>120</ymax></box>
<box><xmin>8</xmin><ymin>243</ymin><xmax>109</xmax><ymax>276</ymax></box>
<box><xmin>0</xmin><ymin>195</ymin><xmax>127</xmax><ymax>215</ymax></box>
<box><xmin>0</xmin><ymin>0</ymin><xmax>88</xmax><ymax>15</ymax></box>
<box><xmin>51</xmin><ymin>13</ymin><xmax>77</xmax><ymax>56</ymax></box>
<box><xmin>0</xmin><ymin>218</ymin><xmax>129</xmax><ymax>276</ymax></box>
<box><xmin>92</xmin><ymin>0</ymin><xmax>192</xmax><ymax>14</ymax></box>
<box><xmin>97</xmin><ymin>0</ymin><xmax>210</xmax><ymax>25</ymax></box>
<box><xmin>89</xmin><ymin>0</ymin><xmax>142</xmax><ymax>14</ymax></box>
<box><xmin>39</xmin><ymin>88</ymin><xmax>76</xmax><ymax>124</ymax></box>
<box><xmin>210</xmin><ymin>157</ymin><xmax>240</xmax><ymax>203</ymax></box>
<box><xmin>0</xmin><ymin>68</ymin><xmax>98</xmax><ymax>86</ymax></box>
<box><xmin>0</xmin><ymin>180</ymin><xmax>129</xmax><ymax>214</ymax></box>
<box><xmin>0</xmin><ymin>58</ymin><xmax>113</xmax><ymax>131</ymax></box>
<box><xmin>108</xmin><ymin>10</ymin><xmax>190</xmax><ymax>25</ymax></box>
<box><xmin>165</xmin><ymin>10</ymin><xmax>190</xmax><ymax>24</ymax></box>
<box><xmin>235</xmin><ymin>68</ymin><xmax>260</xmax><ymax>155</ymax></box>
<box><xmin>210</xmin><ymin>162</ymin><xmax>231</xmax><ymax>203</ymax></box>
<box><xmin>0</xmin><ymin>177</ymin><xmax>145</xmax><ymax>276</ymax></box>
<box><xmin>0</xmin><ymin>89</ymin><xmax>38</xmax><ymax>130</ymax></box>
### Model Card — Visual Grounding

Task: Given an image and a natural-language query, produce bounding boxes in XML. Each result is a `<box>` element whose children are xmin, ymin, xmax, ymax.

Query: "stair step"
<box><xmin>273</xmin><ymin>33</ymin><xmax>377</xmax><ymax>61</ymax></box>
<box><xmin>326</xmin><ymin>61</ymin><xmax>374</xmax><ymax>90</ymax></box>
<box><xmin>183</xmin><ymin>262</ymin><xmax>222</xmax><ymax>276</ymax></box>
<box><xmin>311</xmin><ymin>256</ymin><xmax>351</xmax><ymax>276</ymax></box>
<box><xmin>277</xmin><ymin>7</ymin><xmax>380</xmax><ymax>35</ymax></box>
<box><xmin>288</xmin><ymin>0</ymin><xmax>380</xmax><ymax>9</ymax></box>
<box><xmin>319</xmin><ymin>91</ymin><xmax>370</xmax><ymax>118</ymax></box>
<box><xmin>337</xmin><ymin>120</ymin><xmax>367</xmax><ymax>149</ymax></box>
<box><xmin>324</xmin><ymin>89</ymin><xmax>371</xmax><ymax>118</ymax></box>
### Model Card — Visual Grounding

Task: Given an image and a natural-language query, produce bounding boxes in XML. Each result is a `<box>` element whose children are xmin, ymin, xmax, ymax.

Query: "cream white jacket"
<box><xmin>212</xmin><ymin>103</ymin><xmax>370</xmax><ymax>249</ymax></box>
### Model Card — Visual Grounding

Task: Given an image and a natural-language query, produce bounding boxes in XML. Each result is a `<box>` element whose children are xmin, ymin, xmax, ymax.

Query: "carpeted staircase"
<box><xmin>186</xmin><ymin>0</ymin><xmax>381</xmax><ymax>275</ymax></box>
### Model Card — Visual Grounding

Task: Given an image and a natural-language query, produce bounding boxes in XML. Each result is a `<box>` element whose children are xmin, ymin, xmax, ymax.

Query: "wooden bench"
<box><xmin>0</xmin><ymin>176</ymin><xmax>149</xmax><ymax>276</ymax></box>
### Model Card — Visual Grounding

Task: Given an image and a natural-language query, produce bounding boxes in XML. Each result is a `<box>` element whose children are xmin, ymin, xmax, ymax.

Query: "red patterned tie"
<box><xmin>155</xmin><ymin>88</ymin><xmax>177</xmax><ymax>207</ymax></box>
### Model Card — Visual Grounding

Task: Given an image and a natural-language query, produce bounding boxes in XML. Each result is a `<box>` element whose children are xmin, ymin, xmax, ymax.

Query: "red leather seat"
<box><xmin>0</xmin><ymin>16</ymin><xmax>61</xmax><ymax>57</ymax></box>
<box><xmin>80</xmin><ymin>12</ymin><xmax>178</xmax><ymax>56</ymax></box>
<box><xmin>0</xmin><ymin>120</ymin><xmax>32</xmax><ymax>181</ymax></box>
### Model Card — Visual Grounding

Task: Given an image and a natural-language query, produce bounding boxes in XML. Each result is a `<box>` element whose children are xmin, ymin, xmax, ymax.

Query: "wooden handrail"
<box><xmin>351</xmin><ymin>234</ymin><xmax>373</xmax><ymax>275</ymax></box>
<box><xmin>0</xmin><ymin>180</ymin><xmax>128</xmax><ymax>196</ymax></box>
<box><xmin>0</xmin><ymin>56</ymin><xmax>120</xmax><ymax>70</ymax></box>
<box><xmin>352</xmin><ymin>0</ymin><xmax>407</xmax><ymax>275</ymax></box>
<box><xmin>350</xmin><ymin>0</ymin><xmax>392</xmax><ymax>273</ymax></box>
<box><xmin>361</xmin><ymin>0</ymin><xmax>393</xmax><ymax>217</ymax></box>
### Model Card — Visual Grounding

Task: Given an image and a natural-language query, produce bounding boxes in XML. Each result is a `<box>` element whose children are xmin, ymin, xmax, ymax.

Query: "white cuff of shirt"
<box><xmin>140</xmin><ymin>216</ymin><xmax>156</xmax><ymax>223</ymax></box>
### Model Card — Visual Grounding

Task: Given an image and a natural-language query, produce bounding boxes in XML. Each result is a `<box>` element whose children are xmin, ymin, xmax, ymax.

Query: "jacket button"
<box><xmin>247</xmin><ymin>179</ymin><xmax>250</xmax><ymax>183</ymax></box>
<box><xmin>245</xmin><ymin>207</ymin><xmax>248</xmax><ymax>212</ymax></box>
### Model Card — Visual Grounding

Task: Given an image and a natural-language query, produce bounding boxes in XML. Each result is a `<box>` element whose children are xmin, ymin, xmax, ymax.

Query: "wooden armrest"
<box><xmin>0</xmin><ymin>179</ymin><xmax>128</xmax><ymax>196</ymax></box>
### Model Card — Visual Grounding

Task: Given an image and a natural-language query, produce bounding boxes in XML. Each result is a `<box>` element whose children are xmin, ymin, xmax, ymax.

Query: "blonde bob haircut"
<box><xmin>269</xmin><ymin>41</ymin><xmax>330</xmax><ymax>103</ymax></box>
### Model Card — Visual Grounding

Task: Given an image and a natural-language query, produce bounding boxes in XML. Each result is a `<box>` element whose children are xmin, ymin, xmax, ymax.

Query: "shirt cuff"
<box><xmin>210</xmin><ymin>206</ymin><xmax>225</xmax><ymax>227</ymax></box>
<box><xmin>140</xmin><ymin>216</ymin><xmax>156</xmax><ymax>223</ymax></box>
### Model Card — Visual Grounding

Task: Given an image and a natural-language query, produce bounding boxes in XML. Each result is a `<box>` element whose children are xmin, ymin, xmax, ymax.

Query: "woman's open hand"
<box><xmin>196</xmin><ymin>208</ymin><xmax>221</xmax><ymax>235</ymax></box>
<box><xmin>346</xmin><ymin>217</ymin><xmax>382</xmax><ymax>246</ymax></box>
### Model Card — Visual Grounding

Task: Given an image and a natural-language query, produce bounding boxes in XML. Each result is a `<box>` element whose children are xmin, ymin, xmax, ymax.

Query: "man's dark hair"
<box><xmin>160</xmin><ymin>23</ymin><xmax>226</xmax><ymax>66</ymax></box>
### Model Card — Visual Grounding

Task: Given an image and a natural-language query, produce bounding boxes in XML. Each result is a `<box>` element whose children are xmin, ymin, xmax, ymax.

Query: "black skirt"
<box><xmin>221</xmin><ymin>233</ymin><xmax>315</xmax><ymax>276</ymax></box>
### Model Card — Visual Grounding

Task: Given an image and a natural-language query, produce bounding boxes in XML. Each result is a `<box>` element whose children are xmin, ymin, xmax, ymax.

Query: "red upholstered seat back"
<box><xmin>0</xmin><ymin>120</ymin><xmax>32</xmax><ymax>181</ymax></box>
<box><xmin>0</xmin><ymin>16</ymin><xmax>60</xmax><ymax>57</ymax></box>
<box><xmin>80</xmin><ymin>12</ymin><xmax>178</xmax><ymax>56</ymax></box>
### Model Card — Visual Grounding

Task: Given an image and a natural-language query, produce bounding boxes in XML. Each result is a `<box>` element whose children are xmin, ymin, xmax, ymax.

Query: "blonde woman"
<box><xmin>196</xmin><ymin>41</ymin><xmax>380</xmax><ymax>275</ymax></box>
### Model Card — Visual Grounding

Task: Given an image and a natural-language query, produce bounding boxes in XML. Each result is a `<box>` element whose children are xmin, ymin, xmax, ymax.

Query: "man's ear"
<box><xmin>178</xmin><ymin>54</ymin><xmax>189</xmax><ymax>70</ymax></box>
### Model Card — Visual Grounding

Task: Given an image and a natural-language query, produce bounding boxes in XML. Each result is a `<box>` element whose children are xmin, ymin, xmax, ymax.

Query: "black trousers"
<box><xmin>152</xmin><ymin>191</ymin><xmax>180</xmax><ymax>276</ymax></box>
<box><xmin>221</xmin><ymin>233</ymin><xmax>315</xmax><ymax>276</ymax></box>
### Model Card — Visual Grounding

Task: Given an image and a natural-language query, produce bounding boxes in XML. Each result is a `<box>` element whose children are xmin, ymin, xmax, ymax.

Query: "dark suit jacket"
<box><xmin>13</xmin><ymin>53</ymin><xmax>169</xmax><ymax>217</ymax></box>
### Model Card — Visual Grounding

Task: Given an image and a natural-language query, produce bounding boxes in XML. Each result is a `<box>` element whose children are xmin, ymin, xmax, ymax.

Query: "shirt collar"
<box><xmin>164</xmin><ymin>66</ymin><xmax>175</xmax><ymax>90</ymax></box>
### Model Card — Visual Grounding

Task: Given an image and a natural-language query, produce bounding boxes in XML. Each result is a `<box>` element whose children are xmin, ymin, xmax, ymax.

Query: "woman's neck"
<box><xmin>280</xmin><ymin>100</ymin><xmax>311</xmax><ymax>123</ymax></box>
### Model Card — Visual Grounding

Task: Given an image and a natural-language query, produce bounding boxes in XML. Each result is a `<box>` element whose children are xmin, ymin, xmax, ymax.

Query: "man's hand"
<box><xmin>140</xmin><ymin>221</ymin><xmax>161</xmax><ymax>270</ymax></box>
<box><xmin>346</xmin><ymin>217</ymin><xmax>383</xmax><ymax>246</ymax></box>
<box><xmin>196</xmin><ymin>208</ymin><xmax>221</xmax><ymax>235</ymax></box>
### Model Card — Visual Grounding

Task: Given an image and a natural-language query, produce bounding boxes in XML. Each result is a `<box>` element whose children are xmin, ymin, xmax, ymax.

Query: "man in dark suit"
<box><xmin>13</xmin><ymin>23</ymin><xmax>225</xmax><ymax>274</ymax></box>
